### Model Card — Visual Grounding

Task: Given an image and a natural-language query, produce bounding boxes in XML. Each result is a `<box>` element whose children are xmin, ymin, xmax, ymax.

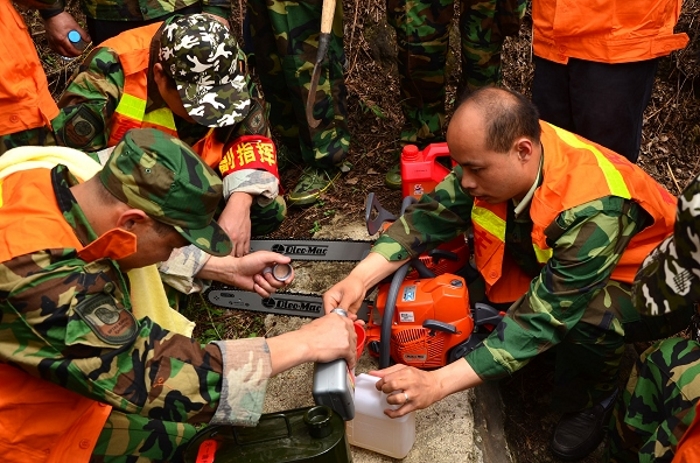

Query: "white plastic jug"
<box><xmin>346</xmin><ymin>373</ymin><xmax>416</xmax><ymax>459</ymax></box>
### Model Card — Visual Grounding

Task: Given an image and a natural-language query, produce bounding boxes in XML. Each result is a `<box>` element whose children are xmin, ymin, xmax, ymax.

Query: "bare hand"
<box><xmin>323</xmin><ymin>253</ymin><xmax>405</xmax><ymax>318</ymax></box>
<box><xmin>371</xmin><ymin>364</ymin><xmax>442</xmax><ymax>418</ymax></box>
<box><xmin>218</xmin><ymin>192</ymin><xmax>253</xmax><ymax>258</ymax></box>
<box><xmin>266</xmin><ymin>310</ymin><xmax>357</xmax><ymax>375</ymax></box>
<box><xmin>241</xmin><ymin>252</ymin><xmax>294</xmax><ymax>297</ymax></box>
<box><xmin>299</xmin><ymin>311</ymin><xmax>358</xmax><ymax>369</ymax></box>
<box><xmin>43</xmin><ymin>12</ymin><xmax>91</xmax><ymax>57</ymax></box>
<box><xmin>198</xmin><ymin>251</ymin><xmax>293</xmax><ymax>297</ymax></box>
<box><xmin>323</xmin><ymin>274</ymin><xmax>368</xmax><ymax>318</ymax></box>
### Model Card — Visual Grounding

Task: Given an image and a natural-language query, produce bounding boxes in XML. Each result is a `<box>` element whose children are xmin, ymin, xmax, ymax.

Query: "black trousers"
<box><xmin>531</xmin><ymin>56</ymin><xmax>659</xmax><ymax>163</ymax></box>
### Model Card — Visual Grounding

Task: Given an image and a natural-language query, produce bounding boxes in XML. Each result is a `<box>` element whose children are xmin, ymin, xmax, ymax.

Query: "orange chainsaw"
<box><xmin>207</xmin><ymin>194</ymin><xmax>505</xmax><ymax>370</ymax></box>
<box><xmin>365</xmin><ymin>258</ymin><xmax>506</xmax><ymax>369</ymax></box>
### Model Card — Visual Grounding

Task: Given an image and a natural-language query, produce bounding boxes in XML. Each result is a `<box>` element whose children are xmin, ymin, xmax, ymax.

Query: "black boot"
<box><xmin>550</xmin><ymin>390</ymin><xmax>617</xmax><ymax>461</ymax></box>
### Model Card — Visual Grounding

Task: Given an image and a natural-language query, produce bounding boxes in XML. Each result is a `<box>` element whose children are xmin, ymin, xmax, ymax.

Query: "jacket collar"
<box><xmin>513</xmin><ymin>150</ymin><xmax>544</xmax><ymax>218</ymax></box>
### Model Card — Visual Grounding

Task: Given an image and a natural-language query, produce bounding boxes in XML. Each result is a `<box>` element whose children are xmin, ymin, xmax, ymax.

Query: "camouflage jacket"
<box><xmin>372</xmin><ymin>166</ymin><xmax>649</xmax><ymax>380</ymax></box>
<box><xmin>633</xmin><ymin>174</ymin><xmax>700</xmax><ymax>317</ymax></box>
<box><xmin>0</xmin><ymin>165</ymin><xmax>271</xmax><ymax>427</ymax></box>
<box><xmin>47</xmin><ymin>0</ymin><xmax>230</xmax><ymax>22</ymax></box>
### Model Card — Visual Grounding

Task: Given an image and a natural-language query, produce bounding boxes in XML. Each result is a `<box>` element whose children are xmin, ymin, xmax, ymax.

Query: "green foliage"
<box><xmin>200</xmin><ymin>302</ymin><xmax>225</xmax><ymax>344</ymax></box>
<box><xmin>309</xmin><ymin>220</ymin><xmax>322</xmax><ymax>234</ymax></box>
<box><xmin>181</xmin><ymin>293</ymin><xmax>267</xmax><ymax>345</ymax></box>
<box><xmin>358</xmin><ymin>98</ymin><xmax>387</xmax><ymax>119</ymax></box>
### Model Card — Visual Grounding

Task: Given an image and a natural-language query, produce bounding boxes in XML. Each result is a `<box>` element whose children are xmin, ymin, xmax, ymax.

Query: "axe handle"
<box><xmin>306</xmin><ymin>0</ymin><xmax>337</xmax><ymax>127</ymax></box>
<box><xmin>319</xmin><ymin>0</ymin><xmax>336</xmax><ymax>35</ymax></box>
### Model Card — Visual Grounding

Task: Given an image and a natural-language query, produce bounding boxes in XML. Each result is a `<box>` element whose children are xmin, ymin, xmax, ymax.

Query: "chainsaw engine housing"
<box><xmin>367</xmin><ymin>274</ymin><xmax>474</xmax><ymax>369</ymax></box>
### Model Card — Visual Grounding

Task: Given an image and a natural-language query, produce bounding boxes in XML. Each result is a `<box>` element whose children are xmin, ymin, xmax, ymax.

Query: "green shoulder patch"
<box><xmin>54</xmin><ymin>104</ymin><xmax>105</xmax><ymax>149</ymax></box>
<box><xmin>242</xmin><ymin>99</ymin><xmax>267</xmax><ymax>135</ymax></box>
<box><xmin>75</xmin><ymin>294</ymin><xmax>138</xmax><ymax>345</ymax></box>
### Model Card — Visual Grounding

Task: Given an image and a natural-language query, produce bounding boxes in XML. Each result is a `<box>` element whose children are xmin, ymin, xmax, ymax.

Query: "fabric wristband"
<box><xmin>39</xmin><ymin>7</ymin><xmax>64</xmax><ymax>19</ymax></box>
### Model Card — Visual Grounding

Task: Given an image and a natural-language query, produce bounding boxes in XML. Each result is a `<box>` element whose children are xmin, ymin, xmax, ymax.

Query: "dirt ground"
<box><xmin>23</xmin><ymin>0</ymin><xmax>700</xmax><ymax>461</ymax></box>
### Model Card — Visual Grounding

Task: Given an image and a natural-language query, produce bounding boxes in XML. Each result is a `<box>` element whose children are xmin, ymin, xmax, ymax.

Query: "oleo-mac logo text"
<box><xmin>262</xmin><ymin>297</ymin><xmax>321</xmax><ymax>314</ymax></box>
<box><xmin>271</xmin><ymin>243</ymin><xmax>329</xmax><ymax>256</ymax></box>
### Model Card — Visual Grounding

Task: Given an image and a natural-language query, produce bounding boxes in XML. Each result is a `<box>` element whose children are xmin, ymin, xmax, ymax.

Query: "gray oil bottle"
<box><xmin>312</xmin><ymin>308</ymin><xmax>355</xmax><ymax>420</ymax></box>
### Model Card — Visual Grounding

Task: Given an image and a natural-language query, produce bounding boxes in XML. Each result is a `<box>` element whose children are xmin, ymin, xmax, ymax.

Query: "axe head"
<box><xmin>305</xmin><ymin>64</ymin><xmax>323</xmax><ymax>129</ymax></box>
<box><xmin>305</xmin><ymin>34</ymin><xmax>332</xmax><ymax>129</ymax></box>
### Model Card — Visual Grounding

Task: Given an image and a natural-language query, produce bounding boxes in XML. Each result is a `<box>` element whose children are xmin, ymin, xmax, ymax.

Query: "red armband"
<box><xmin>219</xmin><ymin>135</ymin><xmax>280</xmax><ymax>182</ymax></box>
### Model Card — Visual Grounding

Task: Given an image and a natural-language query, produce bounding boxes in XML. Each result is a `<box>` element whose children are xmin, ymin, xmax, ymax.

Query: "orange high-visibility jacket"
<box><xmin>532</xmin><ymin>0</ymin><xmax>689</xmax><ymax>64</ymax></box>
<box><xmin>673</xmin><ymin>402</ymin><xmax>700</xmax><ymax>463</ymax></box>
<box><xmin>0</xmin><ymin>0</ymin><xmax>59</xmax><ymax>136</ymax></box>
<box><xmin>471</xmin><ymin>122</ymin><xmax>677</xmax><ymax>303</ymax></box>
<box><xmin>100</xmin><ymin>23</ymin><xmax>224</xmax><ymax>168</ymax></box>
<box><xmin>0</xmin><ymin>168</ymin><xmax>121</xmax><ymax>463</ymax></box>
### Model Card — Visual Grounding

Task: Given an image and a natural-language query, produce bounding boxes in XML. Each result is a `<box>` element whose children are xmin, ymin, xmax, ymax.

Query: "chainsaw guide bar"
<box><xmin>249</xmin><ymin>239</ymin><xmax>372</xmax><ymax>261</ymax></box>
<box><xmin>207</xmin><ymin>287</ymin><xmax>370</xmax><ymax>321</ymax></box>
<box><xmin>209</xmin><ymin>239</ymin><xmax>374</xmax><ymax>319</ymax></box>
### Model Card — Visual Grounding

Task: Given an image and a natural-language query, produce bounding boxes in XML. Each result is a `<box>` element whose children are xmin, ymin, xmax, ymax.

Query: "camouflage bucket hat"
<box><xmin>99</xmin><ymin>128</ymin><xmax>232</xmax><ymax>257</ymax></box>
<box><xmin>159</xmin><ymin>14</ymin><xmax>251</xmax><ymax>128</ymax></box>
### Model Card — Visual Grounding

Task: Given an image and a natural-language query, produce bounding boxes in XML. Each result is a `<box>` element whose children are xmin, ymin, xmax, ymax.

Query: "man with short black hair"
<box><xmin>324</xmin><ymin>86</ymin><xmax>678</xmax><ymax>461</ymax></box>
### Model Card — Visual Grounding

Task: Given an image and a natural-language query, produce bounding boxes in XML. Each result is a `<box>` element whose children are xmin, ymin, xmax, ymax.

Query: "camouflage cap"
<box><xmin>159</xmin><ymin>14</ymin><xmax>251</xmax><ymax>128</ymax></box>
<box><xmin>99</xmin><ymin>128</ymin><xmax>232</xmax><ymax>257</ymax></box>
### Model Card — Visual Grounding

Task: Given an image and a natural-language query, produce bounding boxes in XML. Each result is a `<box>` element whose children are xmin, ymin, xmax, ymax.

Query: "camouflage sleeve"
<box><xmin>238</xmin><ymin>82</ymin><xmax>270</xmax><ymax>139</ymax></box>
<box><xmin>158</xmin><ymin>245</ymin><xmax>211</xmax><ymax>294</ymax></box>
<box><xmin>0</xmin><ymin>250</ymin><xmax>271</xmax><ymax>427</ymax></box>
<box><xmin>223</xmin><ymin>170</ymin><xmax>279</xmax><ymax>203</ymax></box>
<box><xmin>372</xmin><ymin>167</ymin><xmax>474</xmax><ymax>260</ymax></box>
<box><xmin>608</xmin><ymin>337</ymin><xmax>700</xmax><ymax>462</ymax></box>
<box><xmin>212</xmin><ymin>338</ymin><xmax>272</xmax><ymax>426</ymax></box>
<box><xmin>466</xmin><ymin>197</ymin><xmax>648</xmax><ymax>380</ymax></box>
<box><xmin>221</xmin><ymin>84</ymin><xmax>279</xmax><ymax>204</ymax></box>
<box><xmin>80</xmin><ymin>0</ymin><xmax>201</xmax><ymax>21</ymax></box>
<box><xmin>633</xmin><ymin>174</ymin><xmax>700</xmax><ymax>317</ymax></box>
<box><xmin>52</xmin><ymin>47</ymin><xmax>124</xmax><ymax>153</ymax></box>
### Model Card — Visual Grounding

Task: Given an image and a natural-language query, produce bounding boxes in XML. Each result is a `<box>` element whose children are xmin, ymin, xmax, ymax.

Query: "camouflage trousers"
<box><xmin>530</xmin><ymin>280</ymin><xmax>685</xmax><ymax>413</ymax></box>
<box><xmin>386</xmin><ymin>0</ymin><xmax>526</xmax><ymax>145</ymax></box>
<box><xmin>606</xmin><ymin>337</ymin><xmax>700</xmax><ymax>463</ymax></box>
<box><xmin>245</xmin><ymin>0</ymin><xmax>350</xmax><ymax>170</ymax></box>
<box><xmin>90</xmin><ymin>410</ymin><xmax>197</xmax><ymax>463</ymax></box>
<box><xmin>251</xmin><ymin>195</ymin><xmax>287</xmax><ymax>236</ymax></box>
<box><xmin>0</xmin><ymin>126</ymin><xmax>56</xmax><ymax>155</ymax></box>
<box><xmin>546</xmin><ymin>280</ymin><xmax>632</xmax><ymax>412</ymax></box>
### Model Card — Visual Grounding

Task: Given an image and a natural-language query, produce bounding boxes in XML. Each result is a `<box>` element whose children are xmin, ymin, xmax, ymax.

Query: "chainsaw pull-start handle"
<box><xmin>422</xmin><ymin>319</ymin><xmax>458</xmax><ymax>334</ymax></box>
<box><xmin>411</xmin><ymin>258</ymin><xmax>435</xmax><ymax>279</ymax></box>
<box><xmin>428</xmin><ymin>248</ymin><xmax>459</xmax><ymax>263</ymax></box>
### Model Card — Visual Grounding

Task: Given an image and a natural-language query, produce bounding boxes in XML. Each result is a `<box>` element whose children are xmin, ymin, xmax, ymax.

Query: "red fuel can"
<box><xmin>400</xmin><ymin>143</ymin><xmax>453</xmax><ymax>200</ymax></box>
